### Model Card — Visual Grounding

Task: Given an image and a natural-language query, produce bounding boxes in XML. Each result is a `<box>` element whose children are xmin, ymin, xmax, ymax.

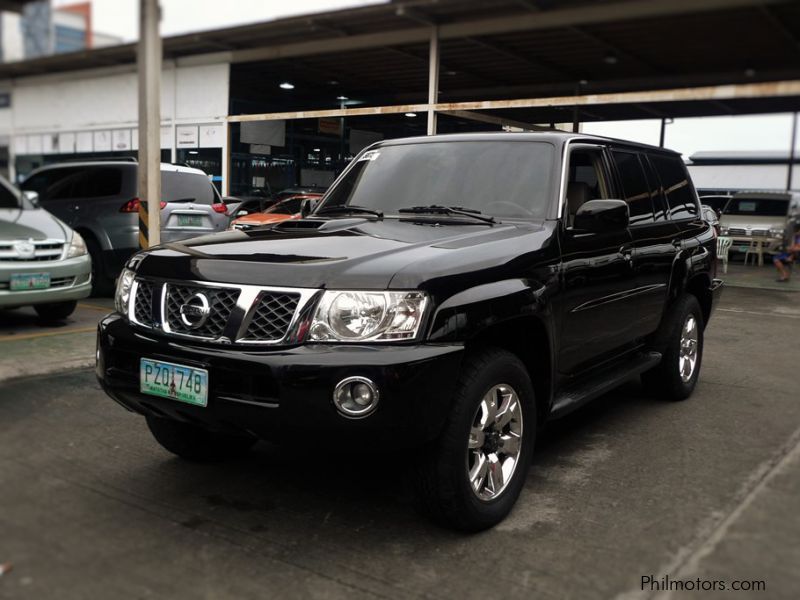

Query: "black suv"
<box><xmin>97</xmin><ymin>132</ymin><xmax>722</xmax><ymax>531</ymax></box>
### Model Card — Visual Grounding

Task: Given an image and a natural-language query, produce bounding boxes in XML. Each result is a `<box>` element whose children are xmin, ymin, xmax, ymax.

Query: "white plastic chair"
<box><xmin>717</xmin><ymin>236</ymin><xmax>733</xmax><ymax>274</ymax></box>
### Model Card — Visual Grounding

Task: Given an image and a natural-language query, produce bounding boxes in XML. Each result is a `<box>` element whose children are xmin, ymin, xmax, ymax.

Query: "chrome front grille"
<box><xmin>727</xmin><ymin>227</ymin><xmax>769</xmax><ymax>237</ymax></box>
<box><xmin>133</xmin><ymin>280</ymin><xmax>154</xmax><ymax>325</ymax></box>
<box><xmin>0</xmin><ymin>239</ymin><xmax>65</xmax><ymax>262</ymax></box>
<box><xmin>242</xmin><ymin>292</ymin><xmax>301</xmax><ymax>341</ymax></box>
<box><xmin>129</xmin><ymin>278</ymin><xmax>317</xmax><ymax>345</ymax></box>
<box><xmin>165</xmin><ymin>284</ymin><xmax>239</xmax><ymax>338</ymax></box>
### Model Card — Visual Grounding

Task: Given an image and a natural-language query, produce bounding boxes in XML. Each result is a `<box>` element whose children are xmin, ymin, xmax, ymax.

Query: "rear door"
<box><xmin>609</xmin><ymin>148</ymin><xmax>679</xmax><ymax>338</ymax></box>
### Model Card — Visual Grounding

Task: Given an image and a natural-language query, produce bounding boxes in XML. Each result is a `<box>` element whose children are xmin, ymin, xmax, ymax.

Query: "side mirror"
<box><xmin>573</xmin><ymin>199</ymin><xmax>629</xmax><ymax>233</ymax></box>
<box><xmin>300</xmin><ymin>201</ymin><xmax>312</xmax><ymax>218</ymax></box>
<box><xmin>23</xmin><ymin>190</ymin><xmax>40</xmax><ymax>207</ymax></box>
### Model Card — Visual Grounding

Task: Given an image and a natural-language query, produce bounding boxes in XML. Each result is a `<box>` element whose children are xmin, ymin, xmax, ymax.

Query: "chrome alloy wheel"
<box><xmin>466</xmin><ymin>384</ymin><xmax>524</xmax><ymax>501</ymax></box>
<box><xmin>679</xmin><ymin>314</ymin><xmax>699</xmax><ymax>383</ymax></box>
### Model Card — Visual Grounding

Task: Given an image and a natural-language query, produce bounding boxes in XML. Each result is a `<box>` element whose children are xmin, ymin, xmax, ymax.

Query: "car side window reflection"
<box><xmin>565</xmin><ymin>148</ymin><xmax>610</xmax><ymax>227</ymax></box>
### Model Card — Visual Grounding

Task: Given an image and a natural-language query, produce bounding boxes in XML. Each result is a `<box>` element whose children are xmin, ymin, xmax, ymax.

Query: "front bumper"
<box><xmin>0</xmin><ymin>254</ymin><xmax>92</xmax><ymax>308</ymax></box>
<box><xmin>96</xmin><ymin>314</ymin><xmax>465</xmax><ymax>447</ymax></box>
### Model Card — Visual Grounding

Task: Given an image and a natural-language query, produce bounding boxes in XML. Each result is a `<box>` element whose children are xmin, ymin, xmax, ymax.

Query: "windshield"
<box><xmin>0</xmin><ymin>178</ymin><xmax>21</xmax><ymax>209</ymax></box>
<box><xmin>724</xmin><ymin>197</ymin><xmax>788</xmax><ymax>217</ymax></box>
<box><xmin>319</xmin><ymin>141</ymin><xmax>556</xmax><ymax>220</ymax></box>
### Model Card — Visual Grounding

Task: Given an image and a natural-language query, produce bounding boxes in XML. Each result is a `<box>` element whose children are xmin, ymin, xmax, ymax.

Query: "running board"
<box><xmin>550</xmin><ymin>351</ymin><xmax>662</xmax><ymax>419</ymax></box>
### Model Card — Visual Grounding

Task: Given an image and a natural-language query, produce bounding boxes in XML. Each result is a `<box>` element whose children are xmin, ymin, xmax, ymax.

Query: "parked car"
<box><xmin>98</xmin><ymin>132</ymin><xmax>721</xmax><ymax>531</ymax></box>
<box><xmin>718</xmin><ymin>191</ymin><xmax>800</xmax><ymax>248</ymax></box>
<box><xmin>21</xmin><ymin>161</ymin><xmax>229</xmax><ymax>295</ymax></box>
<box><xmin>0</xmin><ymin>178</ymin><xmax>91</xmax><ymax>320</ymax></box>
<box><xmin>228</xmin><ymin>194</ymin><xmax>322</xmax><ymax>231</ymax></box>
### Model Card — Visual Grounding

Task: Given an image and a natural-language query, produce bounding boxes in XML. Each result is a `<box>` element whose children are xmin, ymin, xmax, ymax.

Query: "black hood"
<box><xmin>136</xmin><ymin>217</ymin><xmax>556</xmax><ymax>290</ymax></box>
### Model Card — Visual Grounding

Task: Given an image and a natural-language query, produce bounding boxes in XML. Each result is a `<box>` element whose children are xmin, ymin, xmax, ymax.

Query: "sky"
<box><xmin>51</xmin><ymin>0</ymin><xmax>796</xmax><ymax>159</ymax></box>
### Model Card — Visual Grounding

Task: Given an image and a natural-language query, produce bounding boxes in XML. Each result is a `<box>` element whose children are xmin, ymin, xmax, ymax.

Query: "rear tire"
<box><xmin>146</xmin><ymin>416</ymin><xmax>257</xmax><ymax>462</ymax></box>
<box><xmin>642</xmin><ymin>294</ymin><xmax>704</xmax><ymax>401</ymax></box>
<box><xmin>34</xmin><ymin>300</ymin><xmax>77</xmax><ymax>321</ymax></box>
<box><xmin>413</xmin><ymin>348</ymin><xmax>536</xmax><ymax>532</ymax></box>
<box><xmin>84</xmin><ymin>236</ymin><xmax>114</xmax><ymax>297</ymax></box>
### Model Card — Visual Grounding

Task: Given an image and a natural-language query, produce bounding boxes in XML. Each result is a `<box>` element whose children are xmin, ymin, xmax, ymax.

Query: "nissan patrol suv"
<box><xmin>97</xmin><ymin>132</ymin><xmax>722</xmax><ymax>531</ymax></box>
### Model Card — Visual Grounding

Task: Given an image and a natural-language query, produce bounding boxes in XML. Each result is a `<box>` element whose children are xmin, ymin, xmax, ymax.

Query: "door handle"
<box><xmin>619</xmin><ymin>244</ymin><xmax>634</xmax><ymax>263</ymax></box>
<box><xmin>671</xmin><ymin>238</ymin><xmax>683</xmax><ymax>248</ymax></box>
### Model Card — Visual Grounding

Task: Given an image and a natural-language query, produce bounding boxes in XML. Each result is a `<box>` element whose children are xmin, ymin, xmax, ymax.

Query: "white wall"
<box><xmin>689</xmin><ymin>164</ymin><xmax>800</xmax><ymax>191</ymax></box>
<box><xmin>9</xmin><ymin>62</ymin><xmax>229</xmax><ymax>133</ymax></box>
<box><xmin>1</xmin><ymin>12</ymin><xmax>24</xmax><ymax>63</ymax></box>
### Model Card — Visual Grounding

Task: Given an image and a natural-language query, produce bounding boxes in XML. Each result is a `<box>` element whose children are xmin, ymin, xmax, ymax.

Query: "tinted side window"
<box><xmin>612</xmin><ymin>150</ymin><xmax>654</xmax><ymax>225</ymax></box>
<box><xmin>641</xmin><ymin>154</ymin><xmax>669</xmax><ymax>221</ymax></box>
<box><xmin>49</xmin><ymin>171</ymin><xmax>88</xmax><ymax>200</ymax></box>
<box><xmin>84</xmin><ymin>168</ymin><xmax>123</xmax><ymax>197</ymax></box>
<box><xmin>0</xmin><ymin>181</ymin><xmax>19</xmax><ymax>208</ymax></box>
<box><xmin>651</xmin><ymin>154</ymin><xmax>698</xmax><ymax>220</ymax></box>
<box><xmin>22</xmin><ymin>168</ymin><xmax>78</xmax><ymax>201</ymax></box>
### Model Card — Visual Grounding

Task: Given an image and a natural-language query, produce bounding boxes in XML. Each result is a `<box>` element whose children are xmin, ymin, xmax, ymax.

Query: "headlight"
<box><xmin>309</xmin><ymin>290</ymin><xmax>428</xmax><ymax>342</ymax></box>
<box><xmin>114</xmin><ymin>268</ymin><xmax>136</xmax><ymax>315</ymax></box>
<box><xmin>66</xmin><ymin>231</ymin><xmax>87</xmax><ymax>258</ymax></box>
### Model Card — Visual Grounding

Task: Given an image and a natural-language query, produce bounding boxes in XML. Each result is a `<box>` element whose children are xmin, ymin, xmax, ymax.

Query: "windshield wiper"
<box><xmin>398</xmin><ymin>205</ymin><xmax>496</xmax><ymax>224</ymax></box>
<box><xmin>316</xmin><ymin>205</ymin><xmax>384</xmax><ymax>219</ymax></box>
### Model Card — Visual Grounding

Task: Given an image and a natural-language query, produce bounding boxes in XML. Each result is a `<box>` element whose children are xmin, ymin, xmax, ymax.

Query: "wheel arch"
<box><xmin>465</xmin><ymin>316</ymin><xmax>553</xmax><ymax>427</ymax></box>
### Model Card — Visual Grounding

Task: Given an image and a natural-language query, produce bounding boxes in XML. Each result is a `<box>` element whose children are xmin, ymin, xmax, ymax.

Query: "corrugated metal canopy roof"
<box><xmin>3</xmin><ymin>0</ymin><xmax>800</xmax><ymax>121</ymax></box>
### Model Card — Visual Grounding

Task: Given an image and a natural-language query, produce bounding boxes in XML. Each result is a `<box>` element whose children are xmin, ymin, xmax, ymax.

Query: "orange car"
<box><xmin>229</xmin><ymin>194</ymin><xmax>322</xmax><ymax>231</ymax></box>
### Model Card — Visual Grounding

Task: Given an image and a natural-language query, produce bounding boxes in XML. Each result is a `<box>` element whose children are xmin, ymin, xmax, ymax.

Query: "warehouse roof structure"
<box><xmin>1</xmin><ymin>0</ymin><xmax>800</xmax><ymax>125</ymax></box>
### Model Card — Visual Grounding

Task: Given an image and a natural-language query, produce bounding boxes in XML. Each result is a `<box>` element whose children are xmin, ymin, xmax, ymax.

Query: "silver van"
<box><xmin>21</xmin><ymin>161</ymin><xmax>229</xmax><ymax>294</ymax></box>
<box><xmin>0</xmin><ymin>177</ymin><xmax>91</xmax><ymax>320</ymax></box>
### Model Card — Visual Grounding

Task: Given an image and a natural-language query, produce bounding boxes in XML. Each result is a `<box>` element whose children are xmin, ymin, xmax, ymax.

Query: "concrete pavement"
<box><xmin>0</xmin><ymin>287</ymin><xmax>798</xmax><ymax>599</ymax></box>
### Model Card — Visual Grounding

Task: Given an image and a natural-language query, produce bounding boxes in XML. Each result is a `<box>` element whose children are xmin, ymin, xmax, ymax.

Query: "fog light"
<box><xmin>333</xmin><ymin>376</ymin><xmax>379</xmax><ymax>418</ymax></box>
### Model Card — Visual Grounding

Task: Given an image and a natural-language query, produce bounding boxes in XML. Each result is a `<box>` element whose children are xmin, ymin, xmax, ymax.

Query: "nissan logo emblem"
<box><xmin>179</xmin><ymin>292</ymin><xmax>211</xmax><ymax>329</ymax></box>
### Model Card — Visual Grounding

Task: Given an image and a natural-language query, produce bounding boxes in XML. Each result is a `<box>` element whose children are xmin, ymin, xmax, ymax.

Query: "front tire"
<box><xmin>413</xmin><ymin>348</ymin><xmax>536</xmax><ymax>532</ymax></box>
<box><xmin>146</xmin><ymin>416</ymin><xmax>257</xmax><ymax>461</ymax></box>
<box><xmin>642</xmin><ymin>294</ymin><xmax>704</xmax><ymax>401</ymax></box>
<box><xmin>34</xmin><ymin>300</ymin><xmax>77</xmax><ymax>321</ymax></box>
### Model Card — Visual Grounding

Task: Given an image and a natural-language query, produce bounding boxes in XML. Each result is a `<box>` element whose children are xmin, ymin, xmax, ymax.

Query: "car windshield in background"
<box><xmin>724</xmin><ymin>198</ymin><xmax>788</xmax><ymax>216</ymax></box>
<box><xmin>320</xmin><ymin>141</ymin><xmax>556</xmax><ymax>220</ymax></box>
<box><xmin>161</xmin><ymin>172</ymin><xmax>217</xmax><ymax>204</ymax></box>
<box><xmin>0</xmin><ymin>181</ymin><xmax>20</xmax><ymax>209</ymax></box>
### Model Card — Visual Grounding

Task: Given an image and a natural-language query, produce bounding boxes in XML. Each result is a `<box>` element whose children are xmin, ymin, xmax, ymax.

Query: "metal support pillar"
<box><xmin>787</xmin><ymin>112</ymin><xmax>797</xmax><ymax>191</ymax></box>
<box><xmin>138</xmin><ymin>0</ymin><xmax>162</xmax><ymax>249</ymax></box>
<box><xmin>427</xmin><ymin>26</ymin><xmax>439</xmax><ymax>136</ymax></box>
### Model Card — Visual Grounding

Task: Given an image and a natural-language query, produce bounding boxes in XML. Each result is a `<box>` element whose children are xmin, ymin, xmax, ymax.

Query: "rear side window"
<box><xmin>650</xmin><ymin>154</ymin><xmax>698</xmax><ymax>220</ymax></box>
<box><xmin>82</xmin><ymin>168</ymin><xmax>123</xmax><ymax>197</ymax></box>
<box><xmin>612</xmin><ymin>150</ymin><xmax>654</xmax><ymax>225</ymax></box>
<box><xmin>161</xmin><ymin>171</ymin><xmax>217</xmax><ymax>204</ymax></box>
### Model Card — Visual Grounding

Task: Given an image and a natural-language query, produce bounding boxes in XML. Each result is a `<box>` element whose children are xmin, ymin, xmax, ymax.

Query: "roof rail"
<box><xmin>53</xmin><ymin>156</ymin><xmax>138</xmax><ymax>164</ymax></box>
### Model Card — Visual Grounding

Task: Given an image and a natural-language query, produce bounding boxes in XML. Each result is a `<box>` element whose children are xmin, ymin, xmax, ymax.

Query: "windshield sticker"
<box><xmin>358</xmin><ymin>150</ymin><xmax>380</xmax><ymax>162</ymax></box>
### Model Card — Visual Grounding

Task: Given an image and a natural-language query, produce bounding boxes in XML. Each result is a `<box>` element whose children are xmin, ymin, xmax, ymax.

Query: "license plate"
<box><xmin>140</xmin><ymin>358</ymin><xmax>208</xmax><ymax>407</ymax></box>
<box><xmin>177</xmin><ymin>214</ymin><xmax>203</xmax><ymax>227</ymax></box>
<box><xmin>10</xmin><ymin>272</ymin><xmax>50</xmax><ymax>291</ymax></box>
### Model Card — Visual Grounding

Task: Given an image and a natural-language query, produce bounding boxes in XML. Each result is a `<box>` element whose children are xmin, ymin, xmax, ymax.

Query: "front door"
<box><xmin>557</xmin><ymin>145</ymin><xmax>638</xmax><ymax>375</ymax></box>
